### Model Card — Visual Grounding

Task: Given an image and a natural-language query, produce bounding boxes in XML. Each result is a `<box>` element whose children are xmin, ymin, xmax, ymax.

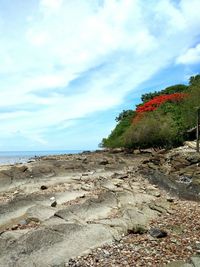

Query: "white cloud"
<box><xmin>40</xmin><ymin>0</ymin><xmax>63</xmax><ymax>12</ymax></box>
<box><xmin>0</xmin><ymin>0</ymin><xmax>200</xmax><ymax>148</ymax></box>
<box><xmin>176</xmin><ymin>43</ymin><xmax>200</xmax><ymax>65</ymax></box>
<box><xmin>27</xmin><ymin>29</ymin><xmax>49</xmax><ymax>46</ymax></box>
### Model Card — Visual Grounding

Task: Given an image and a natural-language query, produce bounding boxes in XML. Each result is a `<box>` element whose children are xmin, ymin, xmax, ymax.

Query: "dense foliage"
<box><xmin>136</xmin><ymin>93</ymin><xmax>188</xmax><ymax>113</ymax></box>
<box><xmin>140</xmin><ymin>84</ymin><xmax>188</xmax><ymax>103</ymax></box>
<box><xmin>101</xmin><ymin>75</ymin><xmax>200</xmax><ymax>149</ymax></box>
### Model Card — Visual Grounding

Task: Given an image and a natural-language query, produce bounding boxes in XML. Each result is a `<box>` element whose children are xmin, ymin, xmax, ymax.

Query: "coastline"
<box><xmin>0</xmin><ymin>150</ymin><xmax>83</xmax><ymax>165</ymax></box>
<box><xmin>0</xmin><ymin>148</ymin><xmax>199</xmax><ymax>266</ymax></box>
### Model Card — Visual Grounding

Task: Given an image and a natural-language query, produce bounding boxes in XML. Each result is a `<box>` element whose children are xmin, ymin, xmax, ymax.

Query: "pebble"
<box><xmin>69</xmin><ymin>199</ymin><xmax>200</xmax><ymax>267</ymax></box>
<box><xmin>40</xmin><ymin>185</ymin><xmax>48</xmax><ymax>190</ymax></box>
<box><xmin>51</xmin><ymin>201</ymin><xmax>57</xmax><ymax>207</ymax></box>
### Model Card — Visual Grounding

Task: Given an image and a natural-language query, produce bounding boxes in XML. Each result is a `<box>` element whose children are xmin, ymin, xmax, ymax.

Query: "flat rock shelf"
<box><xmin>0</xmin><ymin>148</ymin><xmax>199</xmax><ymax>267</ymax></box>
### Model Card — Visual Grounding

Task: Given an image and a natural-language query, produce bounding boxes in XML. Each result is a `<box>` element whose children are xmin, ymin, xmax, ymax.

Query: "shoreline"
<box><xmin>0</xmin><ymin>149</ymin><xmax>85</xmax><ymax>166</ymax></box>
<box><xmin>0</xmin><ymin>148</ymin><xmax>199</xmax><ymax>266</ymax></box>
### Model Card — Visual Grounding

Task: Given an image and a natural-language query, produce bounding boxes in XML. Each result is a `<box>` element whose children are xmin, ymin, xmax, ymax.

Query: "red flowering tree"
<box><xmin>133</xmin><ymin>93</ymin><xmax>188</xmax><ymax>123</ymax></box>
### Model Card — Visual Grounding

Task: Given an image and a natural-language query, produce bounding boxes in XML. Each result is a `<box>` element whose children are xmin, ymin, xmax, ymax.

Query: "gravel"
<box><xmin>67</xmin><ymin>199</ymin><xmax>200</xmax><ymax>267</ymax></box>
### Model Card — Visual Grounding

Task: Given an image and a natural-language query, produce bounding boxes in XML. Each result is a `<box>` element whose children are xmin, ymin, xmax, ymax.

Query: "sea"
<box><xmin>0</xmin><ymin>150</ymin><xmax>83</xmax><ymax>165</ymax></box>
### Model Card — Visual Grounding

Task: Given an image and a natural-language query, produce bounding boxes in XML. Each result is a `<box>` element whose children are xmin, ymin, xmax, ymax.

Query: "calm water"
<box><xmin>0</xmin><ymin>150</ymin><xmax>83</xmax><ymax>165</ymax></box>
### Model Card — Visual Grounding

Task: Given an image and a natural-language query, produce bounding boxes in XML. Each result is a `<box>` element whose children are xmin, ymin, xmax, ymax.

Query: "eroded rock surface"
<box><xmin>0</xmin><ymin>150</ymin><xmax>199</xmax><ymax>266</ymax></box>
<box><xmin>139</xmin><ymin>145</ymin><xmax>200</xmax><ymax>201</ymax></box>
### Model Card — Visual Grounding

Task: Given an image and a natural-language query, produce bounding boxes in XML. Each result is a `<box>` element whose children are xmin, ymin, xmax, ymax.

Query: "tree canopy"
<box><xmin>101</xmin><ymin>75</ymin><xmax>200</xmax><ymax>150</ymax></box>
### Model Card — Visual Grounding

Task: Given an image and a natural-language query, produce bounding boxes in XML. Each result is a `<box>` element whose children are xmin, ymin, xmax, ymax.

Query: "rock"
<box><xmin>25</xmin><ymin>205</ymin><xmax>56</xmax><ymax>222</ymax></box>
<box><xmin>122</xmin><ymin>208</ymin><xmax>153</xmax><ymax>234</ymax></box>
<box><xmin>0</xmin><ymin>229</ymin><xmax>30</xmax><ymax>243</ymax></box>
<box><xmin>99</xmin><ymin>159</ymin><xmax>109</xmax><ymax>165</ymax></box>
<box><xmin>154</xmin><ymin>192</ymin><xmax>161</xmax><ymax>197</ymax></box>
<box><xmin>184</xmin><ymin>141</ymin><xmax>196</xmax><ymax>149</ymax></box>
<box><xmin>149</xmin><ymin>228</ymin><xmax>168</xmax><ymax>238</ymax></box>
<box><xmin>51</xmin><ymin>201</ymin><xmax>57</xmax><ymax>207</ymax></box>
<box><xmin>146</xmin><ymin>188</ymin><xmax>161</xmax><ymax>197</ymax></box>
<box><xmin>147</xmin><ymin>162</ymin><xmax>159</xmax><ymax>170</ymax></box>
<box><xmin>111</xmin><ymin>172</ymin><xmax>127</xmax><ymax>179</ymax></box>
<box><xmin>81</xmin><ymin>184</ymin><xmax>92</xmax><ymax>191</ymax></box>
<box><xmin>0</xmin><ymin>223</ymin><xmax>114</xmax><ymax>267</ymax></box>
<box><xmin>55</xmin><ymin>191</ymin><xmax>117</xmax><ymax>222</ymax></box>
<box><xmin>81</xmin><ymin>173</ymin><xmax>89</xmax><ymax>176</ymax></box>
<box><xmin>11</xmin><ymin>225</ymin><xmax>19</xmax><ymax>230</ymax></box>
<box><xmin>167</xmin><ymin>197</ymin><xmax>174</xmax><ymax>202</ymax></box>
<box><xmin>118</xmin><ymin>174</ymin><xmax>128</xmax><ymax>179</ymax></box>
<box><xmin>179</xmin><ymin>175</ymin><xmax>192</xmax><ymax>184</ymax></box>
<box><xmin>195</xmin><ymin>241</ymin><xmax>200</xmax><ymax>250</ymax></box>
<box><xmin>17</xmin><ymin>165</ymin><xmax>28</xmax><ymax>172</ymax></box>
<box><xmin>99</xmin><ymin>179</ymin><xmax>118</xmax><ymax>190</ymax></box>
<box><xmin>186</xmin><ymin>154</ymin><xmax>200</xmax><ymax>164</ymax></box>
<box><xmin>110</xmin><ymin>148</ymin><xmax>124</xmax><ymax>153</ymax></box>
<box><xmin>40</xmin><ymin>185</ymin><xmax>48</xmax><ymax>190</ymax></box>
<box><xmin>164</xmin><ymin>261</ymin><xmax>193</xmax><ymax>267</ymax></box>
<box><xmin>190</xmin><ymin>257</ymin><xmax>200</xmax><ymax>267</ymax></box>
<box><xmin>19</xmin><ymin>219</ymin><xmax>27</xmax><ymax>226</ymax></box>
<box><xmin>149</xmin><ymin>203</ymin><xmax>167</xmax><ymax>214</ymax></box>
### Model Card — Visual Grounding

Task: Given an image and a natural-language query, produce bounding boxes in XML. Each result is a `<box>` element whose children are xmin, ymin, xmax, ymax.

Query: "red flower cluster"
<box><xmin>132</xmin><ymin>93</ymin><xmax>188</xmax><ymax>124</ymax></box>
<box><xmin>136</xmin><ymin>93</ymin><xmax>188</xmax><ymax>113</ymax></box>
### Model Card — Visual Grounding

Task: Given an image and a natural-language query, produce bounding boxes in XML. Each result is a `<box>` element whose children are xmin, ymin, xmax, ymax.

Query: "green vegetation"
<box><xmin>100</xmin><ymin>110</ymin><xmax>134</xmax><ymax>148</ymax></box>
<box><xmin>101</xmin><ymin>75</ymin><xmax>200</xmax><ymax>149</ymax></box>
<box><xmin>140</xmin><ymin>84</ymin><xmax>188</xmax><ymax>103</ymax></box>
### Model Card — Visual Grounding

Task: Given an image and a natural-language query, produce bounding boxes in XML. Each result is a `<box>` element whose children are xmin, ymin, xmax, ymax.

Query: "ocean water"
<box><xmin>0</xmin><ymin>150</ymin><xmax>83</xmax><ymax>165</ymax></box>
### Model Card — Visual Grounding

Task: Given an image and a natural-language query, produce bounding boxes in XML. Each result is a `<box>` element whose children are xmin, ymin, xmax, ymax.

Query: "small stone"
<box><xmin>82</xmin><ymin>173</ymin><xmax>89</xmax><ymax>176</ymax></box>
<box><xmin>186</xmin><ymin>246</ymin><xmax>193</xmax><ymax>251</ymax></box>
<box><xmin>11</xmin><ymin>225</ymin><xmax>19</xmax><ymax>230</ymax></box>
<box><xmin>99</xmin><ymin>159</ymin><xmax>109</xmax><ymax>165</ymax></box>
<box><xmin>195</xmin><ymin>241</ymin><xmax>200</xmax><ymax>249</ymax></box>
<box><xmin>167</xmin><ymin>197</ymin><xmax>174</xmax><ymax>202</ymax></box>
<box><xmin>51</xmin><ymin>201</ymin><xmax>57</xmax><ymax>207</ymax></box>
<box><xmin>40</xmin><ymin>185</ymin><xmax>48</xmax><ymax>190</ymax></box>
<box><xmin>154</xmin><ymin>192</ymin><xmax>161</xmax><ymax>197</ymax></box>
<box><xmin>19</xmin><ymin>219</ymin><xmax>27</xmax><ymax>226</ymax></box>
<box><xmin>149</xmin><ymin>228</ymin><xmax>168</xmax><ymax>238</ymax></box>
<box><xmin>103</xmin><ymin>250</ymin><xmax>110</xmax><ymax>257</ymax></box>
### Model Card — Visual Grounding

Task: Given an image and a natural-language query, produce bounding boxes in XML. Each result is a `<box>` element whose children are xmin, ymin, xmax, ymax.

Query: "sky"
<box><xmin>0</xmin><ymin>0</ymin><xmax>200</xmax><ymax>151</ymax></box>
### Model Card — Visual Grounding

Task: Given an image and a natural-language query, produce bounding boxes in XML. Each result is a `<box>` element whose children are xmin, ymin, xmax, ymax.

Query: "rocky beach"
<box><xmin>0</xmin><ymin>145</ymin><xmax>199</xmax><ymax>267</ymax></box>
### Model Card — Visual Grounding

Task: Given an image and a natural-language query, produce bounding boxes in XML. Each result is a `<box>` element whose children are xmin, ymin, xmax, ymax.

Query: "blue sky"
<box><xmin>0</xmin><ymin>0</ymin><xmax>200</xmax><ymax>151</ymax></box>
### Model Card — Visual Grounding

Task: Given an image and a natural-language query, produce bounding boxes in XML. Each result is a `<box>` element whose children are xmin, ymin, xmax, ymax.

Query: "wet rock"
<box><xmin>149</xmin><ymin>228</ymin><xmax>168</xmax><ymax>238</ymax></box>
